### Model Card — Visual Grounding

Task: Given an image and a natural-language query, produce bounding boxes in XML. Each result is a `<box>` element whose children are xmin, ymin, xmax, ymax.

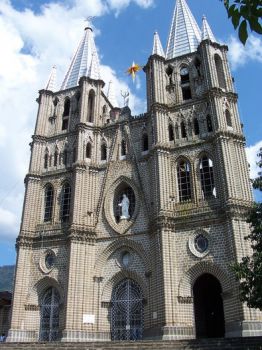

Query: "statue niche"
<box><xmin>114</xmin><ymin>184</ymin><xmax>135</xmax><ymax>223</ymax></box>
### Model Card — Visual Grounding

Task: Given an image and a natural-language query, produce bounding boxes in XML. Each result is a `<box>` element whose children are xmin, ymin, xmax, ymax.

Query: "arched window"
<box><xmin>175</xmin><ymin>124</ymin><xmax>179</xmax><ymax>139</ymax></box>
<box><xmin>214</xmin><ymin>54</ymin><xmax>226</xmax><ymax>90</ymax></box>
<box><xmin>177</xmin><ymin>160</ymin><xmax>192</xmax><ymax>202</ymax></box>
<box><xmin>63</xmin><ymin>149</ymin><xmax>68</xmax><ymax>166</ymax></box>
<box><xmin>168</xmin><ymin>124</ymin><xmax>174</xmax><ymax>141</ymax></box>
<box><xmin>62</xmin><ymin>99</ymin><xmax>70</xmax><ymax>130</ymax></box>
<box><xmin>61</xmin><ymin>183</ymin><xmax>71</xmax><ymax>223</ymax></box>
<box><xmin>86</xmin><ymin>143</ymin><xmax>92</xmax><ymax>159</ymax></box>
<box><xmin>44</xmin><ymin>153</ymin><xmax>49</xmax><ymax>169</ymax></box>
<box><xmin>200</xmin><ymin>156</ymin><xmax>215</xmax><ymax>198</ymax></box>
<box><xmin>121</xmin><ymin>140</ymin><xmax>126</xmax><ymax>156</ymax></box>
<box><xmin>180</xmin><ymin>67</ymin><xmax>192</xmax><ymax>100</ymax></box>
<box><xmin>72</xmin><ymin>147</ymin><xmax>76</xmax><ymax>163</ymax></box>
<box><xmin>142</xmin><ymin>133</ymin><xmax>149</xmax><ymax>151</ymax></box>
<box><xmin>225</xmin><ymin>110</ymin><xmax>232</xmax><ymax>128</ymax></box>
<box><xmin>195</xmin><ymin>58</ymin><xmax>201</xmax><ymax>77</ymax></box>
<box><xmin>39</xmin><ymin>287</ymin><xmax>60</xmax><ymax>341</ymax></box>
<box><xmin>166</xmin><ymin>65</ymin><xmax>173</xmax><ymax>85</ymax></box>
<box><xmin>102</xmin><ymin>105</ymin><xmax>107</xmax><ymax>114</ymax></box>
<box><xmin>181</xmin><ymin>121</ymin><xmax>187</xmax><ymax>138</ymax></box>
<box><xmin>101</xmin><ymin>143</ymin><xmax>107</xmax><ymax>161</ymax></box>
<box><xmin>87</xmin><ymin>90</ymin><xmax>95</xmax><ymax>122</ymax></box>
<box><xmin>206</xmin><ymin>115</ymin><xmax>213</xmax><ymax>132</ymax></box>
<box><xmin>75</xmin><ymin>92</ymin><xmax>81</xmax><ymax>112</ymax></box>
<box><xmin>54</xmin><ymin>150</ymin><xmax>58</xmax><ymax>167</ymax></box>
<box><xmin>44</xmin><ymin>184</ymin><xmax>54</xmax><ymax>222</ymax></box>
<box><xmin>193</xmin><ymin>118</ymin><xmax>200</xmax><ymax>135</ymax></box>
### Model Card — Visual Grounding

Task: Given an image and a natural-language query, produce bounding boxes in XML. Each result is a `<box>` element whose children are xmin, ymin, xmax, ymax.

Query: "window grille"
<box><xmin>61</xmin><ymin>183</ymin><xmax>71</xmax><ymax>223</ymax></box>
<box><xmin>111</xmin><ymin>279</ymin><xmax>143</xmax><ymax>341</ymax></box>
<box><xmin>54</xmin><ymin>151</ymin><xmax>58</xmax><ymax>166</ymax></box>
<box><xmin>39</xmin><ymin>287</ymin><xmax>60</xmax><ymax>341</ymax></box>
<box><xmin>214</xmin><ymin>54</ymin><xmax>226</xmax><ymax>90</ymax></box>
<box><xmin>200</xmin><ymin>156</ymin><xmax>215</xmax><ymax>198</ymax></box>
<box><xmin>177</xmin><ymin>160</ymin><xmax>192</xmax><ymax>202</ymax></box>
<box><xmin>44</xmin><ymin>185</ymin><xmax>54</xmax><ymax>222</ymax></box>
<box><xmin>225</xmin><ymin>110</ymin><xmax>232</xmax><ymax>127</ymax></box>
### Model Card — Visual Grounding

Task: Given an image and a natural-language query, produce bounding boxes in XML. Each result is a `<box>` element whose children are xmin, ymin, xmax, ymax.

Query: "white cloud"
<box><xmin>0</xmin><ymin>0</ymin><xmax>151</xmax><ymax>245</ymax></box>
<box><xmin>246</xmin><ymin>140</ymin><xmax>262</xmax><ymax>180</ymax></box>
<box><xmin>228</xmin><ymin>34</ymin><xmax>262</xmax><ymax>70</ymax></box>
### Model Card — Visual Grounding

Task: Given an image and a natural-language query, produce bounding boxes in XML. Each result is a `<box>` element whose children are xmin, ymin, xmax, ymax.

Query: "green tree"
<box><xmin>233</xmin><ymin>148</ymin><xmax>262</xmax><ymax>310</ymax></box>
<box><xmin>222</xmin><ymin>0</ymin><xmax>262</xmax><ymax>44</ymax></box>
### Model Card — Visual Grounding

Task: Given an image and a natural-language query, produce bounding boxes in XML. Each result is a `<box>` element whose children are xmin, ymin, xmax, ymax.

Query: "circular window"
<box><xmin>114</xmin><ymin>185</ymin><xmax>135</xmax><ymax>223</ymax></box>
<box><xmin>122</xmin><ymin>251</ymin><xmax>131</xmax><ymax>267</ymax></box>
<box><xmin>194</xmin><ymin>234</ymin><xmax>208</xmax><ymax>253</ymax></box>
<box><xmin>45</xmin><ymin>252</ymin><xmax>55</xmax><ymax>270</ymax></box>
<box><xmin>188</xmin><ymin>231</ymin><xmax>210</xmax><ymax>258</ymax></box>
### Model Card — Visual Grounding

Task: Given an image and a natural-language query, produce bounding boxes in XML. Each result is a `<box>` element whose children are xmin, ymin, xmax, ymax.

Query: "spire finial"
<box><xmin>152</xmin><ymin>31</ymin><xmax>165</xmax><ymax>57</ymax></box>
<box><xmin>61</xmin><ymin>21</ymin><xmax>101</xmax><ymax>90</ymax></box>
<box><xmin>201</xmin><ymin>15</ymin><xmax>216</xmax><ymax>42</ymax></box>
<box><xmin>45</xmin><ymin>65</ymin><xmax>57</xmax><ymax>92</ymax></box>
<box><xmin>166</xmin><ymin>0</ymin><xmax>201</xmax><ymax>59</ymax></box>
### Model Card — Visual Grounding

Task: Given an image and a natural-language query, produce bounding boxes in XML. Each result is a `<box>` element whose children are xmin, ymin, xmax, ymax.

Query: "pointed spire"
<box><xmin>152</xmin><ymin>31</ymin><xmax>165</xmax><ymax>57</ymax></box>
<box><xmin>61</xmin><ymin>26</ymin><xmax>101</xmax><ymax>90</ymax></box>
<box><xmin>166</xmin><ymin>0</ymin><xmax>201</xmax><ymax>60</ymax></box>
<box><xmin>45</xmin><ymin>65</ymin><xmax>57</xmax><ymax>91</ymax></box>
<box><xmin>201</xmin><ymin>15</ymin><xmax>216</xmax><ymax>42</ymax></box>
<box><xmin>107</xmin><ymin>81</ymin><xmax>118</xmax><ymax>108</ymax></box>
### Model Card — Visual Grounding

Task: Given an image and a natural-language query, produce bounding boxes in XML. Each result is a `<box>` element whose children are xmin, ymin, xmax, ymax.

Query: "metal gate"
<box><xmin>111</xmin><ymin>279</ymin><xmax>143</xmax><ymax>341</ymax></box>
<box><xmin>39</xmin><ymin>287</ymin><xmax>60</xmax><ymax>341</ymax></box>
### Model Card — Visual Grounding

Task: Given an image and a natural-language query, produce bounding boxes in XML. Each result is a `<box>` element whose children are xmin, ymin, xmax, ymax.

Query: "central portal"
<box><xmin>111</xmin><ymin>279</ymin><xmax>143</xmax><ymax>340</ymax></box>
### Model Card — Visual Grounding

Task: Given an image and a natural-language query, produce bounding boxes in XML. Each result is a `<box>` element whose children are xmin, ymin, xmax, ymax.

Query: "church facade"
<box><xmin>8</xmin><ymin>0</ymin><xmax>262</xmax><ymax>342</ymax></box>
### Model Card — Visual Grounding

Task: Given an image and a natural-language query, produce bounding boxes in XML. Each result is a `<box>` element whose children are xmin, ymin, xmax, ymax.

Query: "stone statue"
<box><xmin>118</xmin><ymin>194</ymin><xmax>130</xmax><ymax>219</ymax></box>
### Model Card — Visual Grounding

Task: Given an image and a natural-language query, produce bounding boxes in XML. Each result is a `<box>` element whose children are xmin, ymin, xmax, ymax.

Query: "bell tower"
<box><xmin>8</xmin><ymin>0</ymin><xmax>262</xmax><ymax>343</ymax></box>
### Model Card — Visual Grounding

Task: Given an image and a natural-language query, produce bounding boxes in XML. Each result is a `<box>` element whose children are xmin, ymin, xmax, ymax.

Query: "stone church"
<box><xmin>7</xmin><ymin>0</ymin><xmax>262</xmax><ymax>343</ymax></box>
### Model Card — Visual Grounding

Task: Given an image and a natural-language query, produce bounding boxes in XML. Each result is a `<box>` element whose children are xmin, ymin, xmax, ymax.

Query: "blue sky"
<box><xmin>0</xmin><ymin>0</ymin><xmax>261</xmax><ymax>266</ymax></box>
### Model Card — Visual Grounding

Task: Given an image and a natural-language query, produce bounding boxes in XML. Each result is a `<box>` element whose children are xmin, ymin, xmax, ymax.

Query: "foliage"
<box><xmin>222</xmin><ymin>0</ymin><xmax>262</xmax><ymax>44</ymax></box>
<box><xmin>0</xmin><ymin>265</ymin><xmax>15</xmax><ymax>292</ymax></box>
<box><xmin>233</xmin><ymin>148</ymin><xmax>262</xmax><ymax>310</ymax></box>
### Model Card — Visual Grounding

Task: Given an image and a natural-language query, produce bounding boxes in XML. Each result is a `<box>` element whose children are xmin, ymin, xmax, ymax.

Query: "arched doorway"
<box><xmin>111</xmin><ymin>279</ymin><xmax>143</xmax><ymax>340</ymax></box>
<box><xmin>193</xmin><ymin>273</ymin><xmax>225</xmax><ymax>338</ymax></box>
<box><xmin>39</xmin><ymin>287</ymin><xmax>60</xmax><ymax>341</ymax></box>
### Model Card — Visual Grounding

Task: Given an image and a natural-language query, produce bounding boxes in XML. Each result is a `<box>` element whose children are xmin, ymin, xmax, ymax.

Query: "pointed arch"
<box><xmin>206</xmin><ymin>115</ymin><xmax>213</xmax><ymax>132</ymax></box>
<box><xmin>142</xmin><ymin>133</ymin><xmax>149</xmax><ymax>151</ymax></box>
<box><xmin>199</xmin><ymin>155</ymin><xmax>216</xmax><ymax>198</ymax></box>
<box><xmin>62</xmin><ymin>98</ymin><xmax>70</xmax><ymax>130</ymax></box>
<box><xmin>121</xmin><ymin>139</ymin><xmax>126</xmax><ymax>156</ymax></box>
<box><xmin>101</xmin><ymin>142</ymin><xmax>107</xmax><ymax>161</ymax></box>
<box><xmin>86</xmin><ymin>142</ymin><xmax>92</xmax><ymax>159</ymax></box>
<box><xmin>60</xmin><ymin>182</ymin><xmax>71</xmax><ymax>223</ymax></box>
<box><xmin>177</xmin><ymin>158</ymin><xmax>192</xmax><ymax>202</ymax></box>
<box><xmin>168</xmin><ymin>123</ymin><xmax>174</xmax><ymax>141</ymax></box>
<box><xmin>87</xmin><ymin>89</ymin><xmax>95</xmax><ymax>122</ymax></box>
<box><xmin>214</xmin><ymin>54</ymin><xmax>226</xmax><ymax>90</ymax></box>
<box><xmin>225</xmin><ymin>109</ymin><xmax>232</xmax><ymax>128</ymax></box>
<box><xmin>193</xmin><ymin>117</ymin><xmax>199</xmax><ymax>135</ymax></box>
<box><xmin>181</xmin><ymin>121</ymin><xmax>187</xmax><ymax>138</ymax></box>
<box><xmin>44</xmin><ymin>184</ymin><xmax>54</xmax><ymax>222</ymax></box>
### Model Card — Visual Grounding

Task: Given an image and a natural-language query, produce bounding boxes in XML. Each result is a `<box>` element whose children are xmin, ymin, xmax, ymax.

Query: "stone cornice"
<box><xmin>32</xmin><ymin>135</ymin><xmax>47</xmax><ymax>143</ymax></box>
<box><xmin>214</xmin><ymin>131</ymin><xmax>245</xmax><ymax>143</ymax></box>
<box><xmin>204</xmin><ymin>88</ymin><xmax>238</xmax><ymax>101</ymax></box>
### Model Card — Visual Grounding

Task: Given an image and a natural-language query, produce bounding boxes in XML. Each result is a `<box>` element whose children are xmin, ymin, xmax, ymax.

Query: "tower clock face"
<box><xmin>180</xmin><ymin>67</ymin><xmax>189</xmax><ymax>75</ymax></box>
